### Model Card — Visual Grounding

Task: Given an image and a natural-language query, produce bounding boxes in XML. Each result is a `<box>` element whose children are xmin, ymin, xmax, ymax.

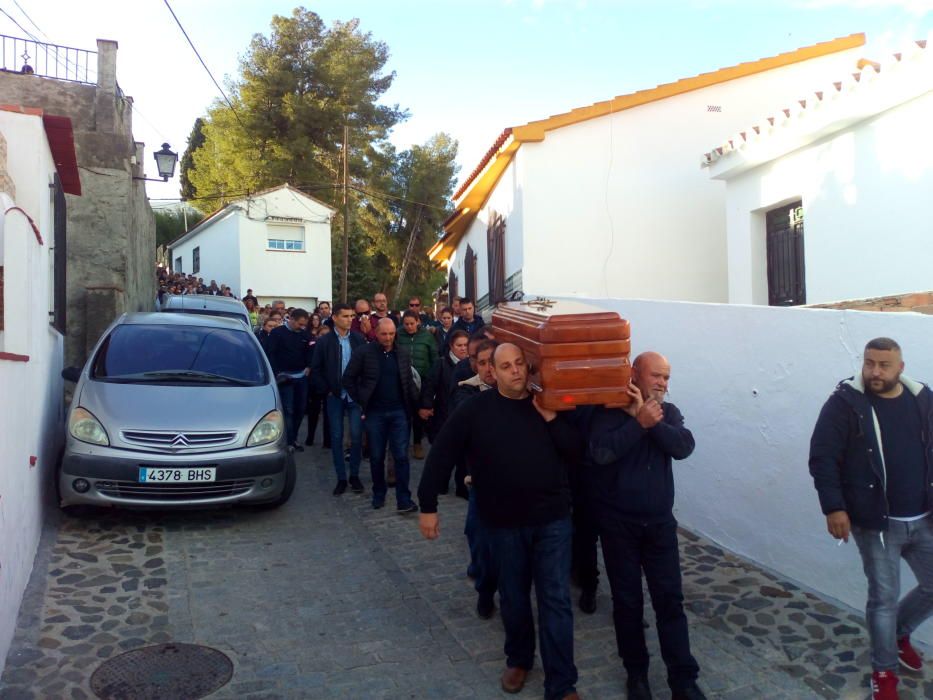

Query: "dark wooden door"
<box><xmin>486</xmin><ymin>212</ymin><xmax>505</xmax><ymax>304</ymax></box>
<box><xmin>766</xmin><ymin>201</ymin><xmax>805</xmax><ymax>306</ymax></box>
<box><xmin>464</xmin><ymin>245</ymin><xmax>477</xmax><ymax>300</ymax></box>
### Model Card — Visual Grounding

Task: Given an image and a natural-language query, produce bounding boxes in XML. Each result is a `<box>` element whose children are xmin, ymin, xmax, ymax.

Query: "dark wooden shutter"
<box><xmin>52</xmin><ymin>174</ymin><xmax>67</xmax><ymax>332</ymax></box>
<box><xmin>464</xmin><ymin>245</ymin><xmax>476</xmax><ymax>300</ymax></box>
<box><xmin>448</xmin><ymin>271</ymin><xmax>458</xmax><ymax>302</ymax></box>
<box><xmin>486</xmin><ymin>212</ymin><xmax>505</xmax><ymax>304</ymax></box>
<box><xmin>766</xmin><ymin>201</ymin><xmax>806</xmax><ymax>306</ymax></box>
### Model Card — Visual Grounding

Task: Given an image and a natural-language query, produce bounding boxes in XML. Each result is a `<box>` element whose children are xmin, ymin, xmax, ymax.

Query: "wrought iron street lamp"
<box><xmin>134</xmin><ymin>143</ymin><xmax>178</xmax><ymax>183</ymax></box>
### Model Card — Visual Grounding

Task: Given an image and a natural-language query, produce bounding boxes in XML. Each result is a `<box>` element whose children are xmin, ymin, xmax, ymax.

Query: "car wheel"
<box><xmin>256</xmin><ymin>454</ymin><xmax>296</xmax><ymax>509</ymax></box>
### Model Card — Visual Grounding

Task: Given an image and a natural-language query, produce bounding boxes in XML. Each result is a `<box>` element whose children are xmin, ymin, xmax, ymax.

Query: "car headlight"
<box><xmin>247</xmin><ymin>410</ymin><xmax>284</xmax><ymax>447</ymax></box>
<box><xmin>69</xmin><ymin>407</ymin><xmax>110</xmax><ymax>446</ymax></box>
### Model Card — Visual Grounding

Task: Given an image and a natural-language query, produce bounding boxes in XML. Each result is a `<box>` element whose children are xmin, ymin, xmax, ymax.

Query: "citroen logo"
<box><xmin>170</xmin><ymin>434</ymin><xmax>190</xmax><ymax>448</ymax></box>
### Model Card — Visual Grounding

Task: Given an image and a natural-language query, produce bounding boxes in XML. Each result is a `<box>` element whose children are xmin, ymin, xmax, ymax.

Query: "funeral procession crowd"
<box><xmin>149</xmin><ymin>270</ymin><xmax>933</xmax><ymax>700</ymax></box>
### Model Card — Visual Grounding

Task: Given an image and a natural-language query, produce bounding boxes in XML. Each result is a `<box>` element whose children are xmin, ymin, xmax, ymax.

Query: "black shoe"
<box><xmin>438</xmin><ymin>487</ymin><xmax>449</xmax><ymax>495</ymax></box>
<box><xmin>348</xmin><ymin>476</ymin><xmax>364</xmax><ymax>493</ymax></box>
<box><xmin>670</xmin><ymin>682</ymin><xmax>706</xmax><ymax>700</ymax></box>
<box><xmin>322</xmin><ymin>442</ymin><xmax>331</xmax><ymax>450</ymax></box>
<box><xmin>293</xmin><ymin>443</ymin><xmax>304</xmax><ymax>452</ymax></box>
<box><xmin>578</xmin><ymin>589</ymin><xmax>597</xmax><ymax>615</ymax></box>
<box><xmin>332</xmin><ymin>480</ymin><xmax>347</xmax><ymax>496</ymax></box>
<box><xmin>304</xmin><ymin>437</ymin><xmax>314</xmax><ymax>446</ymax></box>
<box><xmin>626</xmin><ymin>674</ymin><xmax>653</xmax><ymax>700</ymax></box>
<box><xmin>396</xmin><ymin>502</ymin><xmax>419</xmax><ymax>514</ymax></box>
<box><xmin>477</xmin><ymin>594</ymin><xmax>496</xmax><ymax>619</ymax></box>
<box><xmin>372</xmin><ymin>500</ymin><xmax>385</xmax><ymax>510</ymax></box>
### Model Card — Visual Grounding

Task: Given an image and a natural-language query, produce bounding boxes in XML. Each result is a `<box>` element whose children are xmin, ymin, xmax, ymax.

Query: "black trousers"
<box><xmin>571</xmin><ymin>504</ymin><xmax>599</xmax><ymax>593</ymax></box>
<box><xmin>305</xmin><ymin>390</ymin><xmax>331</xmax><ymax>446</ymax></box>
<box><xmin>600</xmin><ymin>517</ymin><xmax>699</xmax><ymax>689</ymax></box>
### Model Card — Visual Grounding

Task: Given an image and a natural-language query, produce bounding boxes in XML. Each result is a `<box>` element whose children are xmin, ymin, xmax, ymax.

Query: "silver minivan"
<box><xmin>59</xmin><ymin>313</ymin><xmax>294</xmax><ymax>510</ymax></box>
<box><xmin>159</xmin><ymin>294</ymin><xmax>252</xmax><ymax>328</ymax></box>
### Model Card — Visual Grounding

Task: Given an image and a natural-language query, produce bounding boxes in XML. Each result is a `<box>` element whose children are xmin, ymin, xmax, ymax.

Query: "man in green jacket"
<box><xmin>398</xmin><ymin>310</ymin><xmax>436</xmax><ymax>459</ymax></box>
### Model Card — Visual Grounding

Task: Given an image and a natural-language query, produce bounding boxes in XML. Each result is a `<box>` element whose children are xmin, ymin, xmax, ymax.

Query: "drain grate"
<box><xmin>90</xmin><ymin>642</ymin><xmax>233</xmax><ymax>700</ymax></box>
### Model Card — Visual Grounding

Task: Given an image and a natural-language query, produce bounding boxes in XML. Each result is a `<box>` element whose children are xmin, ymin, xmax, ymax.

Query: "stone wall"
<box><xmin>809</xmin><ymin>291</ymin><xmax>933</xmax><ymax>315</ymax></box>
<box><xmin>0</xmin><ymin>40</ymin><xmax>155</xmax><ymax>367</ymax></box>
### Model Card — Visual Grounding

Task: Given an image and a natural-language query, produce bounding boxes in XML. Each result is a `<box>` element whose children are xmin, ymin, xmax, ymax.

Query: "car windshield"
<box><xmin>92</xmin><ymin>324</ymin><xmax>267</xmax><ymax>386</ymax></box>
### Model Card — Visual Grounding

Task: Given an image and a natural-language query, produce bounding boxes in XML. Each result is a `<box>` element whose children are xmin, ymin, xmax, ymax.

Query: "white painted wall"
<box><xmin>238</xmin><ymin>188</ymin><xmax>333</xmax><ymax>306</ymax></box>
<box><xmin>571</xmin><ymin>296</ymin><xmax>933</xmax><ymax>644</ymax></box>
<box><xmin>719</xmin><ymin>90</ymin><xmax>933</xmax><ymax>306</ymax></box>
<box><xmin>0</xmin><ymin>111</ymin><xmax>65</xmax><ymax>672</ymax></box>
<box><xmin>449</xmin><ymin>151</ymin><xmax>525</xmax><ymax>308</ymax></box>
<box><xmin>169</xmin><ymin>209</ymin><xmax>239</xmax><ymax>289</ymax></box>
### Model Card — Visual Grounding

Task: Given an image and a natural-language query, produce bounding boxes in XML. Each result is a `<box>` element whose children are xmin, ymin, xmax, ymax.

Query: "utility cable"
<box><xmin>162</xmin><ymin>0</ymin><xmax>246</xmax><ymax>131</ymax></box>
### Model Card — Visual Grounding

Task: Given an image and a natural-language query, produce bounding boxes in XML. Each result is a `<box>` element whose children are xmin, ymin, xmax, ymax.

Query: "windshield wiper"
<box><xmin>101</xmin><ymin>370</ymin><xmax>256</xmax><ymax>386</ymax></box>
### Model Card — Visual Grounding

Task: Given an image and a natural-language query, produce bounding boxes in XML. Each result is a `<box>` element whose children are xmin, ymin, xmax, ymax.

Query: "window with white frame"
<box><xmin>267</xmin><ymin>223</ymin><xmax>305</xmax><ymax>251</ymax></box>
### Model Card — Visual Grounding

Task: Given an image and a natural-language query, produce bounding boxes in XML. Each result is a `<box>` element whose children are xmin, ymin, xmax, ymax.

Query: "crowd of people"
<box><xmin>152</xmin><ymin>266</ymin><xmax>933</xmax><ymax>700</ymax></box>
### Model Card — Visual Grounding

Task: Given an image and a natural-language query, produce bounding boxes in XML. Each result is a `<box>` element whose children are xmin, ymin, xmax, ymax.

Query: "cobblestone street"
<box><xmin>3</xmin><ymin>441</ymin><xmax>933</xmax><ymax>699</ymax></box>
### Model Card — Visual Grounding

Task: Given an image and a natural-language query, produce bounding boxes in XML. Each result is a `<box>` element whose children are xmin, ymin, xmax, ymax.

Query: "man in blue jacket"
<box><xmin>583</xmin><ymin>351</ymin><xmax>704</xmax><ymax>700</ymax></box>
<box><xmin>266</xmin><ymin>309</ymin><xmax>313</xmax><ymax>451</ymax></box>
<box><xmin>810</xmin><ymin>337</ymin><xmax>933</xmax><ymax>700</ymax></box>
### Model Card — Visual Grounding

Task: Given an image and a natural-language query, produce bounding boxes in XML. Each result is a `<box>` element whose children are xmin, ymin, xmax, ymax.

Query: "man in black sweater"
<box><xmin>419</xmin><ymin>343</ymin><xmax>581</xmax><ymax>700</ymax></box>
<box><xmin>266</xmin><ymin>308</ymin><xmax>313</xmax><ymax>450</ymax></box>
<box><xmin>583</xmin><ymin>352</ymin><xmax>704</xmax><ymax>700</ymax></box>
<box><xmin>343</xmin><ymin>318</ymin><xmax>420</xmax><ymax>513</ymax></box>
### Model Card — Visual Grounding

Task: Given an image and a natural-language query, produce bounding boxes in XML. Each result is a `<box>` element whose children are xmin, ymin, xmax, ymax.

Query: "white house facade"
<box><xmin>169</xmin><ymin>185</ymin><xmax>335</xmax><ymax>308</ymax></box>
<box><xmin>430</xmin><ymin>34</ymin><xmax>869</xmax><ymax>311</ymax></box>
<box><xmin>0</xmin><ymin>106</ymin><xmax>76</xmax><ymax>671</ymax></box>
<box><xmin>705</xmin><ymin>36</ymin><xmax>933</xmax><ymax>307</ymax></box>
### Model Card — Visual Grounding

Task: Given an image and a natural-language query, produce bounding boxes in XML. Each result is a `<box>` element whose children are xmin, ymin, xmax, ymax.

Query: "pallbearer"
<box><xmin>418</xmin><ymin>343</ymin><xmax>582</xmax><ymax>700</ymax></box>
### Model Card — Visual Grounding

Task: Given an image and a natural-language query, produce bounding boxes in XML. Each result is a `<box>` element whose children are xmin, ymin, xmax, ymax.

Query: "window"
<box><xmin>50</xmin><ymin>174</ymin><xmax>66</xmax><ymax>332</ymax></box>
<box><xmin>192</xmin><ymin>246</ymin><xmax>200</xmax><ymax>274</ymax></box>
<box><xmin>174</xmin><ymin>256</ymin><xmax>182</xmax><ymax>273</ymax></box>
<box><xmin>765</xmin><ymin>201</ymin><xmax>806</xmax><ymax>306</ymax></box>
<box><xmin>267</xmin><ymin>223</ymin><xmax>305</xmax><ymax>251</ymax></box>
<box><xmin>464</xmin><ymin>245</ymin><xmax>477</xmax><ymax>301</ymax></box>
<box><xmin>486</xmin><ymin>211</ymin><xmax>506</xmax><ymax>304</ymax></box>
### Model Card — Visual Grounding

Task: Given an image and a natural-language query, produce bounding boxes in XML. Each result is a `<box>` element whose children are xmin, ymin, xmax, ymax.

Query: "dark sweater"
<box><xmin>266</xmin><ymin>324</ymin><xmax>312</xmax><ymax>375</ymax></box>
<box><xmin>369</xmin><ymin>350</ymin><xmax>404</xmax><ymax>411</ymax></box>
<box><xmin>418</xmin><ymin>389</ymin><xmax>580</xmax><ymax>528</ymax></box>
<box><xmin>584</xmin><ymin>403</ymin><xmax>695</xmax><ymax>524</ymax></box>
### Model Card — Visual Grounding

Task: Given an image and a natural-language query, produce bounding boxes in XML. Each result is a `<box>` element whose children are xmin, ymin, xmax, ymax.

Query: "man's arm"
<box><xmin>588</xmin><ymin>410</ymin><xmax>647</xmax><ymax>465</ymax></box>
<box><xmin>417</xmin><ymin>401</ymin><xmax>473</xmax><ymax>516</ymax></box>
<box><xmin>646</xmin><ymin>403</ymin><xmax>695</xmax><ymax>460</ymax></box>
<box><xmin>309</xmin><ymin>336</ymin><xmax>327</xmax><ymax>394</ymax></box>
<box><xmin>266</xmin><ymin>329</ymin><xmax>282</xmax><ymax>376</ymax></box>
<box><xmin>808</xmin><ymin>392</ymin><xmax>850</xmax><ymax>517</ymax></box>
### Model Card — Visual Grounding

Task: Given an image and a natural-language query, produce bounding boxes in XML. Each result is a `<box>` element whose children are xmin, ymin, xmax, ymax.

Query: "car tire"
<box><xmin>256</xmin><ymin>454</ymin><xmax>296</xmax><ymax>509</ymax></box>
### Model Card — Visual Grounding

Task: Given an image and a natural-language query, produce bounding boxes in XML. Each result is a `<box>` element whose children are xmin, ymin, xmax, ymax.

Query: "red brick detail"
<box><xmin>0</xmin><ymin>352</ymin><xmax>29</xmax><ymax>362</ymax></box>
<box><xmin>811</xmin><ymin>291</ymin><xmax>933</xmax><ymax>315</ymax></box>
<box><xmin>4</xmin><ymin>206</ymin><xmax>43</xmax><ymax>245</ymax></box>
<box><xmin>29</xmin><ymin>456</ymin><xmax>36</xmax><ymax>467</ymax></box>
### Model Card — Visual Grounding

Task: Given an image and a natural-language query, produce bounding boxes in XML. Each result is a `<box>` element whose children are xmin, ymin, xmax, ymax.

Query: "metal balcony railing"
<box><xmin>0</xmin><ymin>34</ymin><xmax>96</xmax><ymax>84</ymax></box>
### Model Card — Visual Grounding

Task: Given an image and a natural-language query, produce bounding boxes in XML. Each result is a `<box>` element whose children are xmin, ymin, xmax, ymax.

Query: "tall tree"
<box><xmin>179</xmin><ymin>117</ymin><xmax>205</xmax><ymax>202</ymax></box>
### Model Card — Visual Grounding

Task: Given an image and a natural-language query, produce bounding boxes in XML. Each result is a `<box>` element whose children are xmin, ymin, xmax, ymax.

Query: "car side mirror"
<box><xmin>61</xmin><ymin>367</ymin><xmax>81</xmax><ymax>383</ymax></box>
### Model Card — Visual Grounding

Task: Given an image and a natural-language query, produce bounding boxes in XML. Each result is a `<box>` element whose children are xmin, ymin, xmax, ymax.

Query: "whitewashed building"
<box><xmin>169</xmin><ymin>185</ymin><xmax>335</xmax><ymax>308</ymax></box>
<box><xmin>705</xmin><ymin>36</ymin><xmax>933</xmax><ymax>307</ymax></box>
<box><xmin>0</xmin><ymin>106</ymin><xmax>77</xmax><ymax>670</ymax></box>
<box><xmin>429</xmin><ymin>34</ymin><xmax>868</xmax><ymax>311</ymax></box>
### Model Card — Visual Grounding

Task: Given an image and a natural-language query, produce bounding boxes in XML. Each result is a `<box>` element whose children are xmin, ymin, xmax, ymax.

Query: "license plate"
<box><xmin>139</xmin><ymin>467</ymin><xmax>216</xmax><ymax>483</ymax></box>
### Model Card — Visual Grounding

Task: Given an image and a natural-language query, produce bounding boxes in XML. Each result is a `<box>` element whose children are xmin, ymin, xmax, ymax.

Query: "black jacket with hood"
<box><xmin>809</xmin><ymin>374</ymin><xmax>933</xmax><ymax>532</ymax></box>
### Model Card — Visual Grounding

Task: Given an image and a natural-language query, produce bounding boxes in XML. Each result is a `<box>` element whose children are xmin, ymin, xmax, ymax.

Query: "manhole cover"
<box><xmin>90</xmin><ymin>643</ymin><xmax>233</xmax><ymax>700</ymax></box>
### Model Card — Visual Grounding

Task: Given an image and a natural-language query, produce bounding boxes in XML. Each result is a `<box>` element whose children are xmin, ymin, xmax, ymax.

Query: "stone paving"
<box><xmin>3</xmin><ymin>438</ymin><xmax>933</xmax><ymax>699</ymax></box>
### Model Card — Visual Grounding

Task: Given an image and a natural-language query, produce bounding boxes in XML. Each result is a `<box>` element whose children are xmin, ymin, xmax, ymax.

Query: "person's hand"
<box><xmin>360</xmin><ymin>414</ymin><xmax>366</xmax><ymax>422</ymax></box>
<box><xmin>428</xmin><ymin>326</ymin><xmax>437</xmax><ymax>334</ymax></box>
<box><xmin>621</xmin><ymin>382</ymin><xmax>644</xmax><ymax>418</ymax></box>
<box><xmin>636</xmin><ymin>399</ymin><xmax>664</xmax><ymax>429</ymax></box>
<box><xmin>826</xmin><ymin>510</ymin><xmax>851</xmax><ymax>542</ymax></box>
<box><xmin>303</xmin><ymin>368</ymin><xmax>311</xmax><ymax>377</ymax></box>
<box><xmin>360</xmin><ymin>316</ymin><xmax>372</xmax><ymax>334</ymax></box>
<box><xmin>418</xmin><ymin>408</ymin><xmax>434</xmax><ymax>421</ymax></box>
<box><xmin>419</xmin><ymin>512</ymin><xmax>440</xmax><ymax>539</ymax></box>
<box><xmin>464</xmin><ymin>475</ymin><xmax>472</xmax><ymax>486</ymax></box>
<box><xmin>532</xmin><ymin>394</ymin><xmax>557</xmax><ymax>422</ymax></box>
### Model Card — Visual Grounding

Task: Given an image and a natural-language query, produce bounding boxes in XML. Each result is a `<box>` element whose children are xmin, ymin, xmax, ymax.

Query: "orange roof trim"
<box><xmin>435</xmin><ymin>32</ymin><xmax>865</xmax><ymax>266</ymax></box>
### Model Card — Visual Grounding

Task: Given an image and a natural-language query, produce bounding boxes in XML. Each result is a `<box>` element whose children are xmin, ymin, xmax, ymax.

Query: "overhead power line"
<box><xmin>162</xmin><ymin>0</ymin><xmax>246</xmax><ymax>131</ymax></box>
<box><xmin>11</xmin><ymin>0</ymin><xmax>45</xmax><ymax>38</ymax></box>
<box><xmin>0</xmin><ymin>6</ymin><xmax>36</xmax><ymax>40</ymax></box>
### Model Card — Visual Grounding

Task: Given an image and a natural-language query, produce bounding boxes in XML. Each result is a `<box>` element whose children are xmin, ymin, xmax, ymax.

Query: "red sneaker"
<box><xmin>871</xmin><ymin>671</ymin><xmax>899</xmax><ymax>700</ymax></box>
<box><xmin>898</xmin><ymin>636</ymin><xmax>923</xmax><ymax>672</ymax></box>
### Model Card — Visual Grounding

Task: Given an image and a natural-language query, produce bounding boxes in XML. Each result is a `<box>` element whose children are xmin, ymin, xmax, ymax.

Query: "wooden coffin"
<box><xmin>491</xmin><ymin>299</ymin><xmax>631</xmax><ymax>411</ymax></box>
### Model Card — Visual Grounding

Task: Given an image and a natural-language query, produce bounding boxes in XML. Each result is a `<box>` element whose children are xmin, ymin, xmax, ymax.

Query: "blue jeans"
<box><xmin>465</xmin><ymin>488</ymin><xmax>498</xmax><ymax>597</ymax></box>
<box><xmin>325</xmin><ymin>394</ymin><xmax>362</xmax><ymax>480</ymax></box>
<box><xmin>278</xmin><ymin>376</ymin><xmax>308</xmax><ymax>445</ymax></box>
<box><xmin>488</xmin><ymin>516</ymin><xmax>577</xmax><ymax>700</ymax></box>
<box><xmin>853</xmin><ymin>517</ymin><xmax>933</xmax><ymax>671</ymax></box>
<box><xmin>364</xmin><ymin>408</ymin><xmax>413</xmax><ymax>507</ymax></box>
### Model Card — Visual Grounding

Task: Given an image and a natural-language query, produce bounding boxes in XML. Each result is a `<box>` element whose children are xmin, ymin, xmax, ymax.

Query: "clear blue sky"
<box><xmin>6</xmin><ymin>1</ymin><xmax>933</xmax><ymax>202</ymax></box>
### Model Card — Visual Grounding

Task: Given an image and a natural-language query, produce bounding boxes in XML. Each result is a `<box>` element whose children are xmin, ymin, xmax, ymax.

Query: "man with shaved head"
<box><xmin>583</xmin><ymin>351</ymin><xmax>705</xmax><ymax>700</ymax></box>
<box><xmin>419</xmin><ymin>343</ymin><xmax>583</xmax><ymax>700</ymax></box>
